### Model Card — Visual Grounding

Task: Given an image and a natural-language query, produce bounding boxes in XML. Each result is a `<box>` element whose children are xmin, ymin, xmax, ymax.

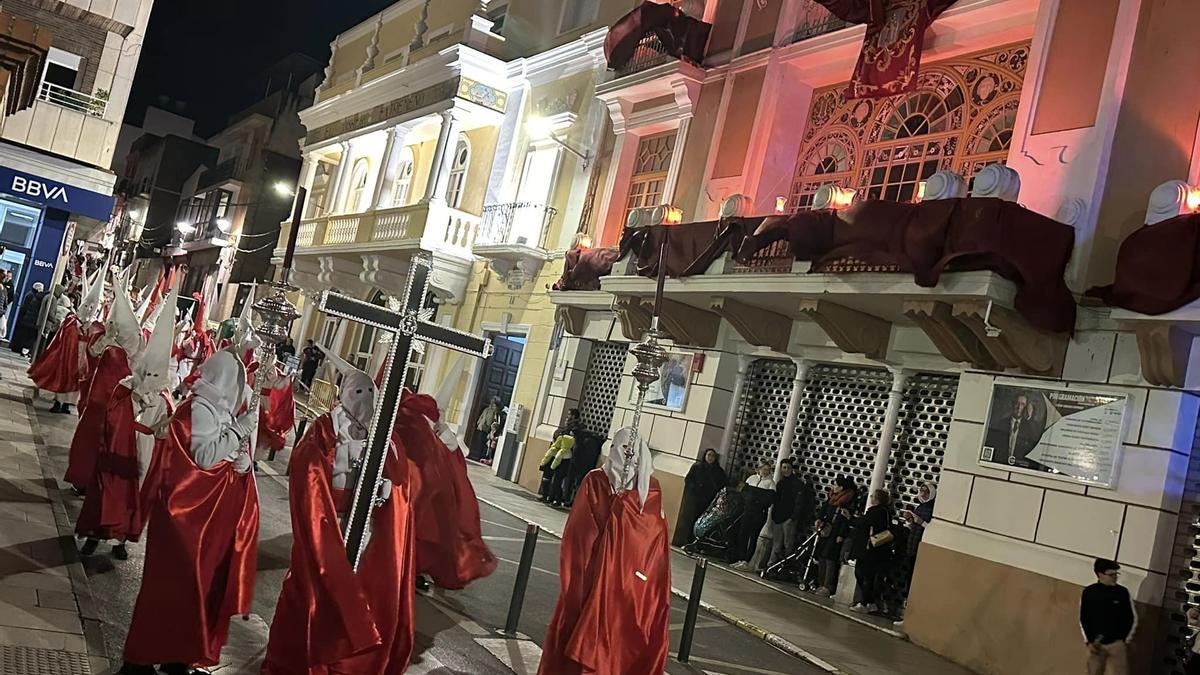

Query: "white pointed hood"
<box><xmin>105</xmin><ymin>270</ymin><xmax>142</xmax><ymax>356</ymax></box>
<box><xmin>605</xmin><ymin>426</ymin><xmax>654</xmax><ymax>509</ymax></box>
<box><xmin>431</xmin><ymin>356</ymin><xmax>466</xmax><ymax>451</ymax></box>
<box><xmin>323</xmin><ymin>343</ymin><xmax>375</xmax><ymax>441</ymax></box>
<box><xmin>77</xmin><ymin>266</ymin><xmax>105</xmax><ymax>324</ymax></box>
<box><xmin>133</xmin><ymin>284</ymin><xmax>177</xmax><ymax>399</ymax></box>
<box><xmin>233</xmin><ymin>285</ymin><xmax>262</xmax><ymax>354</ymax></box>
<box><xmin>193</xmin><ymin>350</ymin><xmax>247</xmax><ymax>415</ymax></box>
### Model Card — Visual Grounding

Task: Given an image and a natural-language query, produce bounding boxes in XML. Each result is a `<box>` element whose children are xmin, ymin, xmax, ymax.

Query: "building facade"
<box><xmin>0</xmin><ymin>0</ymin><xmax>153</xmax><ymax>331</ymax></box>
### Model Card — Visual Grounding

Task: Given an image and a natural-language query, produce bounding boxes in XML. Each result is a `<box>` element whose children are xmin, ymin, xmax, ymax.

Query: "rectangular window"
<box><xmin>43</xmin><ymin>48</ymin><xmax>82</xmax><ymax>89</ymax></box>
<box><xmin>0</xmin><ymin>200</ymin><xmax>41</xmax><ymax>249</ymax></box>
<box><xmin>623</xmin><ymin>131</ymin><xmax>676</xmax><ymax>225</ymax></box>
<box><xmin>558</xmin><ymin>0</ymin><xmax>599</xmax><ymax>34</ymax></box>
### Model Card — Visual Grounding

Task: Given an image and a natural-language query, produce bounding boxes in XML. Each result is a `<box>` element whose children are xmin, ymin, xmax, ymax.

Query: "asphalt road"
<box><xmin>33</xmin><ymin>396</ymin><xmax>822</xmax><ymax>675</ymax></box>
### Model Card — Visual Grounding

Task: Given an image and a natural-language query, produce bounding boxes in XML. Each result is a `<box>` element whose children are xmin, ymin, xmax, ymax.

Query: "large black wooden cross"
<box><xmin>319</xmin><ymin>254</ymin><xmax>492</xmax><ymax>569</ymax></box>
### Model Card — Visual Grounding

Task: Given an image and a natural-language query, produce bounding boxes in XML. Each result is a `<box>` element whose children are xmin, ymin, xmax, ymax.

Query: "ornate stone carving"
<box><xmin>903</xmin><ymin>300</ymin><xmax>997</xmax><ymax>369</ymax></box>
<box><xmin>615</xmin><ymin>295</ymin><xmax>653</xmax><ymax>341</ymax></box>
<box><xmin>359</xmin><ymin>15</ymin><xmax>383</xmax><ymax>77</ymax></box>
<box><xmin>642</xmin><ymin>298</ymin><xmax>719</xmax><ymax>348</ymax></box>
<box><xmin>1124</xmin><ymin>322</ymin><xmax>1193</xmax><ymax>387</ymax></box>
<box><xmin>923</xmin><ymin>170</ymin><xmax>968</xmax><ymax>200</ymax></box>
<box><xmin>558</xmin><ymin>305</ymin><xmax>588</xmax><ymax>336</ymax></box>
<box><xmin>970</xmin><ymin>164</ymin><xmax>1021</xmax><ymax>202</ymax></box>
<box><xmin>709</xmin><ymin>296</ymin><xmax>791</xmax><ymax>353</ymax></box>
<box><xmin>951</xmin><ymin>301</ymin><xmax>1067</xmax><ymax>375</ymax></box>
<box><xmin>797</xmin><ymin>299</ymin><xmax>891</xmax><ymax>359</ymax></box>
<box><xmin>1146</xmin><ymin>179</ymin><xmax>1193</xmax><ymax>225</ymax></box>
<box><xmin>1056</xmin><ymin>197</ymin><xmax>1088</xmax><ymax>226</ymax></box>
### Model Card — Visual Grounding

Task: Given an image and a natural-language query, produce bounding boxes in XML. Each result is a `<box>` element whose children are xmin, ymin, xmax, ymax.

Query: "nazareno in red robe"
<box><xmin>256</xmin><ymin>372</ymin><xmax>295</xmax><ymax>455</ymax></box>
<box><xmin>76</xmin><ymin>321</ymin><xmax>107</xmax><ymax>413</ymax></box>
<box><xmin>65</xmin><ymin>345</ymin><xmax>130</xmax><ymax>490</ymax></box>
<box><xmin>75</xmin><ymin>382</ymin><xmax>142</xmax><ymax>541</ymax></box>
<box><xmin>123</xmin><ymin>398</ymin><xmax>260</xmax><ymax>668</ymax></box>
<box><xmin>262</xmin><ymin>413</ymin><xmax>420</xmax><ymax>675</ymax></box>
<box><xmin>538</xmin><ymin>470</ymin><xmax>672</xmax><ymax>675</ymax></box>
<box><xmin>28</xmin><ymin>313</ymin><xmax>81</xmax><ymax>393</ymax></box>
<box><xmin>132</xmin><ymin>391</ymin><xmax>176</xmax><ymax>542</ymax></box>
<box><xmin>395</xmin><ymin>389</ymin><xmax>497</xmax><ymax>589</ymax></box>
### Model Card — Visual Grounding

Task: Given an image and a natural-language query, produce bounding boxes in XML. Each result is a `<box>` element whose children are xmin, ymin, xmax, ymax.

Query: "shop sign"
<box><xmin>0</xmin><ymin>166</ymin><xmax>114</xmax><ymax>220</ymax></box>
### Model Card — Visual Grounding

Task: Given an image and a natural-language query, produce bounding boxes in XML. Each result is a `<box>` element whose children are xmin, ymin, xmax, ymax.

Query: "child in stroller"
<box><xmin>682</xmin><ymin>487</ymin><xmax>745</xmax><ymax>559</ymax></box>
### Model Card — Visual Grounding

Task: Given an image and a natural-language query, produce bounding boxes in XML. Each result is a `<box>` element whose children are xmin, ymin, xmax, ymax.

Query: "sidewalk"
<box><xmin>466</xmin><ymin>462</ymin><xmax>976</xmax><ymax>675</ymax></box>
<box><xmin>0</xmin><ymin>353</ymin><xmax>107</xmax><ymax>674</ymax></box>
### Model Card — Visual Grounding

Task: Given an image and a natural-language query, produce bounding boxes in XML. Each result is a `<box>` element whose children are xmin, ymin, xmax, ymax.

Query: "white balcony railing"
<box><xmin>283</xmin><ymin>202</ymin><xmax>480</xmax><ymax>258</ymax></box>
<box><xmin>38</xmin><ymin>81</ymin><xmax>107</xmax><ymax>118</ymax></box>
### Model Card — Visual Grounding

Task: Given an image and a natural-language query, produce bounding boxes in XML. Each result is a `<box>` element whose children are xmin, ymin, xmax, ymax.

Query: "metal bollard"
<box><xmin>503</xmin><ymin>522</ymin><xmax>540</xmax><ymax>635</ymax></box>
<box><xmin>677</xmin><ymin>557</ymin><xmax>707</xmax><ymax>663</ymax></box>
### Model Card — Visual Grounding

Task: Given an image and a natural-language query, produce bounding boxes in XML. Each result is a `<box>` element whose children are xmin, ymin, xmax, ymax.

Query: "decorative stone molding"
<box><xmin>797</xmin><ymin>299</ymin><xmax>891</xmax><ymax>359</ymax></box>
<box><xmin>1146</xmin><ymin>179</ymin><xmax>1196</xmax><ymax>225</ymax></box>
<box><xmin>319</xmin><ymin>40</ymin><xmax>338</xmax><ymax>92</ymax></box>
<box><xmin>359</xmin><ymin>15</ymin><xmax>383</xmax><ymax>78</ymax></box>
<box><xmin>923</xmin><ymin>170</ymin><xmax>968</xmax><ymax>201</ymax></box>
<box><xmin>485</xmin><ymin>252</ymin><xmax>549</xmax><ymax>290</ymax></box>
<box><xmin>410</xmin><ymin>0</ymin><xmax>432</xmax><ymax>51</ymax></box>
<box><xmin>317</xmin><ymin>255</ymin><xmax>365</xmax><ymax>292</ymax></box>
<box><xmin>1056</xmin><ymin>197</ymin><xmax>1088</xmax><ymax>226</ymax></box>
<box><xmin>615</xmin><ymin>295</ymin><xmax>654</xmax><ymax>341</ymax></box>
<box><xmin>1122</xmin><ymin>322</ymin><xmax>1193</xmax><ymax>387</ymax></box>
<box><xmin>359</xmin><ymin>254</ymin><xmax>410</xmax><ymax>291</ymax></box>
<box><xmin>903</xmin><ymin>300</ymin><xmax>997</xmax><ymax>369</ymax></box>
<box><xmin>951</xmin><ymin>301</ymin><xmax>1067</xmax><ymax>375</ymax></box>
<box><xmin>644</xmin><ymin>298</ymin><xmax>720</xmax><ymax>348</ymax></box>
<box><xmin>720</xmin><ymin>193</ymin><xmax>752</xmax><ymax>219</ymax></box>
<box><xmin>558</xmin><ymin>305</ymin><xmax>588</xmax><ymax>336</ymax></box>
<box><xmin>970</xmin><ymin>165</ymin><xmax>1021</xmax><ymax>202</ymax></box>
<box><xmin>709</xmin><ymin>296</ymin><xmax>791</xmax><ymax>353</ymax></box>
<box><xmin>427</xmin><ymin>251</ymin><xmax>473</xmax><ymax>305</ymax></box>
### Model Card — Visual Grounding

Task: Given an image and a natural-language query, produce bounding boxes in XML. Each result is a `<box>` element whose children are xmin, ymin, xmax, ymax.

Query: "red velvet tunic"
<box><xmin>262</xmin><ymin>413</ymin><xmax>419</xmax><ymax>675</ymax></box>
<box><xmin>65</xmin><ymin>346</ymin><xmax>130</xmax><ymax>489</ymax></box>
<box><xmin>538</xmin><ymin>470</ymin><xmax>672</xmax><ymax>675</ymax></box>
<box><xmin>256</xmin><ymin>374</ymin><xmax>295</xmax><ymax>455</ymax></box>
<box><xmin>28</xmin><ymin>314</ymin><xmax>80</xmax><ymax>393</ymax></box>
<box><xmin>395</xmin><ymin>390</ymin><xmax>497</xmax><ymax>589</ymax></box>
<box><xmin>123</xmin><ymin>399</ymin><xmax>260</xmax><ymax>668</ymax></box>
<box><xmin>75</xmin><ymin>383</ymin><xmax>141</xmax><ymax>541</ymax></box>
<box><xmin>76</xmin><ymin>322</ymin><xmax>107</xmax><ymax>412</ymax></box>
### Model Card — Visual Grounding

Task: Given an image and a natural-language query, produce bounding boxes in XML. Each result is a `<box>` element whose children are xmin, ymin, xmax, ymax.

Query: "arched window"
<box><xmin>391</xmin><ymin>147</ymin><xmax>415</xmax><ymax>207</ymax></box>
<box><xmin>445</xmin><ymin>136</ymin><xmax>470</xmax><ymax>208</ymax></box>
<box><xmin>347</xmin><ymin>158</ymin><xmax>371</xmax><ymax>213</ymax></box>
<box><xmin>790</xmin><ymin>44</ymin><xmax>1028</xmax><ymax>208</ymax></box>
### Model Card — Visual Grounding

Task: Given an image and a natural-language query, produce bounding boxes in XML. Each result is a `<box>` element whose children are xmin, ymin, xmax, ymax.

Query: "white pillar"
<box><xmin>296</xmin><ymin>154</ymin><xmax>320</xmax><ymax>218</ymax></box>
<box><xmin>423</xmin><ymin>110</ymin><xmax>461</xmax><ymax>203</ymax></box>
<box><xmin>868</xmin><ymin>368</ymin><xmax>910</xmax><ymax>497</ymax></box>
<box><xmin>327</xmin><ymin>141</ymin><xmax>353</xmax><ymax>215</ymax></box>
<box><xmin>718</xmin><ymin>354</ymin><xmax>753</xmax><ymax>465</ymax></box>
<box><xmin>662</xmin><ymin>117</ymin><xmax>691</xmax><ymax>206</ymax></box>
<box><xmin>774</xmin><ymin>358</ymin><xmax>810</xmax><ymax>480</ymax></box>
<box><xmin>370</xmin><ymin>127</ymin><xmax>400</xmax><ymax>210</ymax></box>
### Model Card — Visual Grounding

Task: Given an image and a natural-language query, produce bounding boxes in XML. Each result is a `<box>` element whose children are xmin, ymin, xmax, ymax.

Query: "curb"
<box><xmin>475</xmin><ymin>494</ymin><xmax>846</xmax><ymax>675</ymax></box>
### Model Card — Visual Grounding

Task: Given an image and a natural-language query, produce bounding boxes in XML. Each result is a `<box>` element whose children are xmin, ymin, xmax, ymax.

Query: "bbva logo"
<box><xmin>11</xmin><ymin>176</ymin><xmax>68</xmax><ymax>203</ymax></box>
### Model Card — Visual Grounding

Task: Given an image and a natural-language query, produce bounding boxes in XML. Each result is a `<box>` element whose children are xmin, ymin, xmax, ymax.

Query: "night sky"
<box><xmin>127</xmin><ymin>0</ymin><xmax>396</xmax><ymax>136</ymax></box>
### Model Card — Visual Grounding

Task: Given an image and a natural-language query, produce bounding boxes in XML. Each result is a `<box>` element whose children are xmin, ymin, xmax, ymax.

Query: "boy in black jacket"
<box><xmin>1080</xmin><ymin>558</ymin><xmax>1137</xmax><ymax>675</ymax></box>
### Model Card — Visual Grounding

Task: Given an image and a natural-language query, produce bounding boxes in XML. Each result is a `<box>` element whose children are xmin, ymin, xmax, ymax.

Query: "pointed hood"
<box><xmin>233</xmin><ymin>285</ymin><xmax>262</xmax><ymax>354</ymax></box>
<box><xmin>134</xmin><ymin>284</ymin><xmax>178</xmax><ymax>398</ymax></box>
<box><xmin>605</xmin><ymin>426</ymin><xmax>654</xmax><ymax>509</ymax></box>
<box><xmin>323</xmin><ymin>343</ymin><xmax>375</xmax><ymax>440</ymax></box>
<box><xmin>431</xmin><ymin>356</ymin><xmax>466</xmax><ymax>451</ymax></box>
<box><xmin>77</xmin><ymin>266</ymin><xmax>105</xmax><ymax>324</ymax></box>
<box><xmin>105</xmin><ymin>269</ymin><xmax>142</xmax><ymax>356</ymax></box>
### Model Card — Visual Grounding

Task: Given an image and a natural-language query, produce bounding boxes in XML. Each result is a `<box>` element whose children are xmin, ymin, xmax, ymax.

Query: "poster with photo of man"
<box><xmin>980</xmin><ymin>381</ymin><xmax>1128</xmax><ymax>488</ymax></box>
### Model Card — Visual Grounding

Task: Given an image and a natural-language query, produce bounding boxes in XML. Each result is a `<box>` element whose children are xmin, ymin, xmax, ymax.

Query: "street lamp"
<box><xmin>176</xmin><ymin>220</ymin><xmax>196</xmax><ymax>235</ymax></box>
<box><xmin>274</xmin><ymin>181</ymin><xmax>295</xmax><ymax>198</ymax></box>
<box><xmin>526</xmin><ymin>115</ymin><xmax>590</xmax><ymax>168</ymax></box>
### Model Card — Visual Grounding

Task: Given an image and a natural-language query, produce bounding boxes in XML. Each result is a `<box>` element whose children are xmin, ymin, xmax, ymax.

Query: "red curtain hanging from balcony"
<box><xmin>604</xmin><ymin>1</ymin><xmax>712</xmax><ymax>71</ymax></box>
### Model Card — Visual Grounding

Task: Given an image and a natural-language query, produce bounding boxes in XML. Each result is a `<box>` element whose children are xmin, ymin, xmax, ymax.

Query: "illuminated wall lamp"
<box><xmin>813</xmin><ymin>185</ymin><xmax>855</xmax><ymax>211</ymax></box>
<box><xmin>775</xmin><ymin>196</ymin><xmax>788</xmax><ymax>213</ymax></box>
<box><xmin>916</xmin><ymin>181</ymin><xmax>927</xmax><ymax>203</ymax></box>
<box><xmin>176</xmin><ymin>221</ymin><xmax>196</xmax><ymax>235</ymax></box>
<box><xmin>1147</xmin><ymin>179</ymin><xmax>1200</xmax><ymax>225</ymax></box>
<box><xmin>664</xmin><ymin>206</ymin><xmax>684</xmax><ymax>225</ymax></box>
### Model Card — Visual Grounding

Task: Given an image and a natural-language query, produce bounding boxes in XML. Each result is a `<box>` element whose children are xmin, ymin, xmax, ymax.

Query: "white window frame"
<box><xmin>42</xmin><ymin>47</ymin><xmax>83</xmax><ymax>90</ymax></box>
<box><xmin>347</xmin><ymin>158</ymin><xmax>371</xmax><ymax>213</ymax></box>
<box><xmin>445</xmin><ymin>135</ymin><xmax>470</xmax><ymax>209</ymax></box>
<box><xmin>391</xmin><ymin>146</ymin><xmax>415</xmax><ymax>207</ymax></box>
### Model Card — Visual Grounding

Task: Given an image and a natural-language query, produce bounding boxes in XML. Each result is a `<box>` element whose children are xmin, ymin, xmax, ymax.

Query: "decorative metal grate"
<box><xmin>0</xmin><ymin>646</ymin><xmax>91</xmax><ymax>675</ymax></box>
<box><xmin>889</xmin><ymin>372</ymin><xmax>956</xmax><ymax>511</ymax></box>
<box><xmin>729</xmin><ymin>359</ymin><xmax>797</xmax><ymax>482</ymax></box>
<box><xmin>577</xmin><ymin>341</ymin><xmax>629</xmax><ymax>438</ymax></box>
<box><xmin>1157</xmin><ymin>416</ymin><xmax>1200</xmax><ymax>674</ymax></box>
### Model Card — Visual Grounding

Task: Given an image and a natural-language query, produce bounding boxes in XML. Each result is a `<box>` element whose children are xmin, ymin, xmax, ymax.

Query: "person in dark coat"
<box><xmin>672</xmin><ymin>448</ymin><xmax>727</xmax><ymax>546</ymax></box>
<box><xmin>850</xmin><ymin>489</ymin><xmax>894</xmax><ymax>614</ymax></box>
<box><xmin>9</xmin><ymin>283</ymin><xmax>46</xmax><ymax>355</ymax></box>
<box><xmin>812</xmin><ymin>476</ymin><xmax>858</xmax><ymax>596</ymax></box>
<box><xmin>730</xmin><ymin>462</ymin><xmax>776</xmax><ymax>568</ymax></box>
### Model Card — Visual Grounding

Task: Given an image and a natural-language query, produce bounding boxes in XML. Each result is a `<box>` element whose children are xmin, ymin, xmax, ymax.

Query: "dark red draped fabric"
<box><xmin>66</xmin><ymin>346</ymin><xmax>130</xmax><ymax>489</ymax></box>
<box><xmin>1087</xmin><ymin>214</ymin><xmax>1200</xmax><ymax>314</ymax></box>
<box><xmin>847</xmin><ymin>0</ymin><xmax>957</xmax><ymax>99</ymax></box>
<box><xmin>262</xmin><ymin>414</ymin><xmax>418</xmax><ymax>675</ymax></box>
<box><xmin>76</xmin><ymin>323</ymin><xmax>107</xmax><ymax>413</ymax></box>
<box><xmin>257</xmin><ymin>375</ymin><xmax>295</xmax><ymax>454</ymax></box>
<box><xmin>28</xmin><ymin>314</ymin><xmax>81</xmax><ymax>393</ymax></box>
<box><xmin>553</xmin><ymin>246</ymin><xmax>623</xmax><ymax>291</ymax></box>
<box><xmin>75</xmin><ymin>384</ymin><xmax>142</xmax><ymax>542</ymax></box>
<box><xmin>396</xmin><ymin>390</ymin><xmax>497</xmax><ymax>589</ymax></box>
<box><xmin>124</xmin><ymin>399</ymin><xmax>260</xmax><ymax>668</ymax></box>
<box><xmin>604</xmin><ymin>1</ymin><xmax>711</xmax><ymax>71</ymax></box>
<box><xmin>538</xmin><ymin>471</ymin><xmax>671</xmax><ymax>675</ymax></box>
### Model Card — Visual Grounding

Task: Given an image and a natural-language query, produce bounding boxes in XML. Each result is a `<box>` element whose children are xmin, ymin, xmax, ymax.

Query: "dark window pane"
<box><xmin>903</xmin><ymin>162</ymin><xmax>920</xmax><ymax>181</ymax></box>
<box><xmin>898</xmin><ymin>183</ymin><xmax>915</xmax><ymax>202</ymax></box>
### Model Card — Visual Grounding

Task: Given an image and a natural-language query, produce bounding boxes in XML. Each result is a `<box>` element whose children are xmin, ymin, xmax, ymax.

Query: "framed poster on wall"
<box><xmin>979</xmin><ymin>380</ymin><xmax>1129</xmax><ymax>488</ymax></box>
<box><xmin>630</xmin><ymin>351</ymin><xmax>694</xmax><ymax>413</ymax></box>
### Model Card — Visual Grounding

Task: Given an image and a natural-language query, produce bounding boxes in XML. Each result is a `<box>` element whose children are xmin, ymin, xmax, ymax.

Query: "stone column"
<box><xmin>662</xmin><ymin>117</ymin><xmax>691</xmax><ymax>206</ymax></box>
<box><xmin>370</xmin><ymin>126</ymin><xmax>400</xmax><ymax>210</ymax></box>
<box><xmin>718</xmin><ymin>354</ymin><xmax>753</xmax><ymax>468</ymax></box>
<box><xmin>423</xmin><ymin>110</ymin><xmax>461</xmax><ymax>203</ymax></box>
<box><xmin>774</xmin><ymin>358</ymin><xmax>810</xmax><ymax>480</ymax></box>
<box><xmin>296</xmin><ymin>154</ymin><xmax>320</xmax><ymax>218</ymax></box>
<box><xmin>868</xmin><ymin>368</ymin><xmax>910</xmax><ymax>496</ymax></box>
<box><xmin>326</xmin><ymin>141</ymin><xmax>354</xmax><ymax>215</ymax></box>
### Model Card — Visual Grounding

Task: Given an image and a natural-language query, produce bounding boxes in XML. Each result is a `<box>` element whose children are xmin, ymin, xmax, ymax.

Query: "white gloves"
<box><xmin>233</xmin><ymin>450</ymin><xmax>253</xmax><ymax>474</ymax></box>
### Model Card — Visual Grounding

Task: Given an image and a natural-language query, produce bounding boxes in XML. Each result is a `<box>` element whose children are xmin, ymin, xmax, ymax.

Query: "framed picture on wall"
<box><xmin>978</xmin><ymin>379</ymin><xmax>1130</xmax><ymax>489</ymax></box>
<box><xmin>631</xmin><ymin>351</ymin><xmax>694</xmax><ymax>413</ymax></box>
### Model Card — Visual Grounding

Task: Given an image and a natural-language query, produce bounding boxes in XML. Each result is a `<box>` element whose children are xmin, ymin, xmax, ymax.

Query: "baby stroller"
<box><xmin>682</xmin><ymin>487</ymin><xmax>744</xmax><ymax>560</ymax></box>
<box><xmin>760</xmin><ymin>527</ymin><xmax>820</xmax><ymax>589</ymax></box>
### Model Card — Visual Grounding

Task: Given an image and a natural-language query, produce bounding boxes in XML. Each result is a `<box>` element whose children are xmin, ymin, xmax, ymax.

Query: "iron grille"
<box><xmin>728</xmin><ymin>358</ymin><xmax>797</xmax><ymax>482</ymax></box>
<box><xmin>578</xmin><ymin>341</ymin><xmax>628</xmax><ymax>438</ymax></box>
<box><xmin>1157</xmin><ymin>416</ymin><xmax>1200</xmax><ymax>674</ymax></box>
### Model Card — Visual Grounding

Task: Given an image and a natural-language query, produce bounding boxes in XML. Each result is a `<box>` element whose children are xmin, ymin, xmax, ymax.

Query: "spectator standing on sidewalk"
<box><xmin>850</xmin><ymin>489</ymin><xmax>894</xmax><ymax>614</ymax></box>
<box><xmin>813</xmin><ymin>476</ymin><xmax>857</xmax><ymax>596</ymax></box>
<box><xmin>299</xmin><ymin>340</ymin><xmax>324</xmax><ymax>387</ymax></box>
<box><xmin>538</xmin><ymin>430</ymin><xmax>574</xmax><ymax>505</ymax></box>
<box><xmin>1186</xmin><ymin>605</ymin><xmax>1200</xmax><ymax>675</ymax></box>
<box><xmin>474</xmin><ymin>396</ymin><xmax>501</xmax><ymax>460</ymax></box>
<box><xmin>765</xmin><ymin>459</ymin><xmax>802</xmax><ymax>568</ymax></box>
<box><xmin>731</xmin><ymin>462</ymin><xmax>775</xmax><ymax>570</ymax></box>
<box><xmin>1080</xmin><ymin>558</ymin><xmax>1136</xmax><ymax>675</ymax></box>
<box><xmin>673</xmin><ymin>448</ymin><xmax>727</xmax><ymax>547</ymax></box>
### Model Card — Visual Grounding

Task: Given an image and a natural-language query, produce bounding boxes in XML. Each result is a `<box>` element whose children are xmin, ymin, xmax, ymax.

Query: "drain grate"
<box><xmin>0</xmin><ymin>645</ymin><xmax>92</xmax><ymax>675</ymax></box>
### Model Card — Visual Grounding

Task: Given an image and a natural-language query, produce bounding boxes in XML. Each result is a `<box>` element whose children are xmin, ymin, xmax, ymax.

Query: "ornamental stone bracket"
<box><xmin>428</xmin><ymin>251</ymin><xmax>473</xmax><ymax>305</ymax></box>
<box><xmin>1121</xmin><ymin>322</ymin><xmax>1193</xmax><ymax>388</ymax></box>
<box><xmin>317</xmin><ymin>255</ymin><xmax>367</xmax><ymax>295</ymax></box>
<box><xmin>615</xmin><ymin>295</ymin><xmax>654</xmax><ymax>342</ymax></box>
<box><xmin>359</xmin><ymin>254</ymin><xmax>410</xmax><ymax>292</ymax></box>
<box><xmin>797</xmin><ymin>299</ymin><xmax>891</xmax><ymax>360</ymax></box>
<box><xmin>642</xmin><ymin>298</ymin><xmax>720</xmax><ymax>348</ymax></box>
<box><xmin>951</xmin><ymin>301</ymin><xmax>1067</xmax><ymax>376</ymax></box>
<box><xmin>558</xmin><ymin>305</ymin><xmax>588</xmax><ymax>336</ymax></box>
<box><xmin>709</xmin><ymin>296</ymin><xmax>791</xmax><ymax>353</ymax></box>
<box><xmin>480</xmin><ymin>246</ymin><xmax>551</xmax><ymax>290</ymax></box>
<box><xmin>903</xmin><ymin>300</ymin><xmax>998</xmax><ymax>370</ymax></box>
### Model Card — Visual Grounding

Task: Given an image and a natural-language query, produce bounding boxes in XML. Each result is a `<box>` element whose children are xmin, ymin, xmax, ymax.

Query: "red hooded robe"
<box><xmin>262</xmin><ymin>412</ymin><xmax>419</xmax><ymax>675</ymax></box>
<box><xmin>76</xmin><ymin>321</ymin><xmax>107</xmax><ymax>412</ymax></box>
<box><xmin>66</xmin><ymin>345</ymin><xmax>130</xmax><ymax>489</ymax></box>
<box><xmin>123</xmin><ymin>398</ymin><xmax>260</xmax><ymax>668</ymax></box>
<box><xmin>75</xmin><ymin>381</ymin><xmax>142</xmax><ymax>541</ymax></box>
<box><xmin>28</xmin><ymin>313</ymin><xmax>81</xmax><ymax>393</ymax></box>
<box><xmin>537</xmin><ymin>470</ymin><xmax>672</xmax><ymax>675</ymax></box>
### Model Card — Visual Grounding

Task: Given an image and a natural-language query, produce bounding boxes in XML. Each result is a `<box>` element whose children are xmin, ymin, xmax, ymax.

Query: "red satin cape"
<box><xmin>123</xmin><ymin>399</ymin><xmax>260</xmax><ymax>668</ymax></box>
<box><xmin>262</xmin><ymin>413</ymin><xmax>419</xmax><ymax>675</ymax></box>
<box><xmin>66</xmin><ymin>346</ymin><xmax>130</xmax><ymax>489</ymax></box>
<box><xmin>75</xmin><ymin>384</ymin><xmax>142</xmax><ymax>541</ymax></box>
<box><xmin>396</xmin><ymin>390</ymin><xmax>497</xmax><ymax>589</ymax></box>
<box><xmin>76</xmin><ymin>322</ymin><xmax>107</xmax><ymax>413</ymax></box>
<box><xmin>256</xmin><ymin>376</ymin><xmax>295</xmax><ymax>454</ymax></box>
<box><xmin>133</xmin><ymin>392</ymin><xmax>175</xmax><ymax>541</ymax></box>
<box><xmin>538</xmin><ymin>470</ymin><xmax>672</xmax><ymax>675</ymax></box>
<box><xmin>28</xmin><ymin>314</ymin><xmax>80</xmax><ymax>393</ymax></box>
